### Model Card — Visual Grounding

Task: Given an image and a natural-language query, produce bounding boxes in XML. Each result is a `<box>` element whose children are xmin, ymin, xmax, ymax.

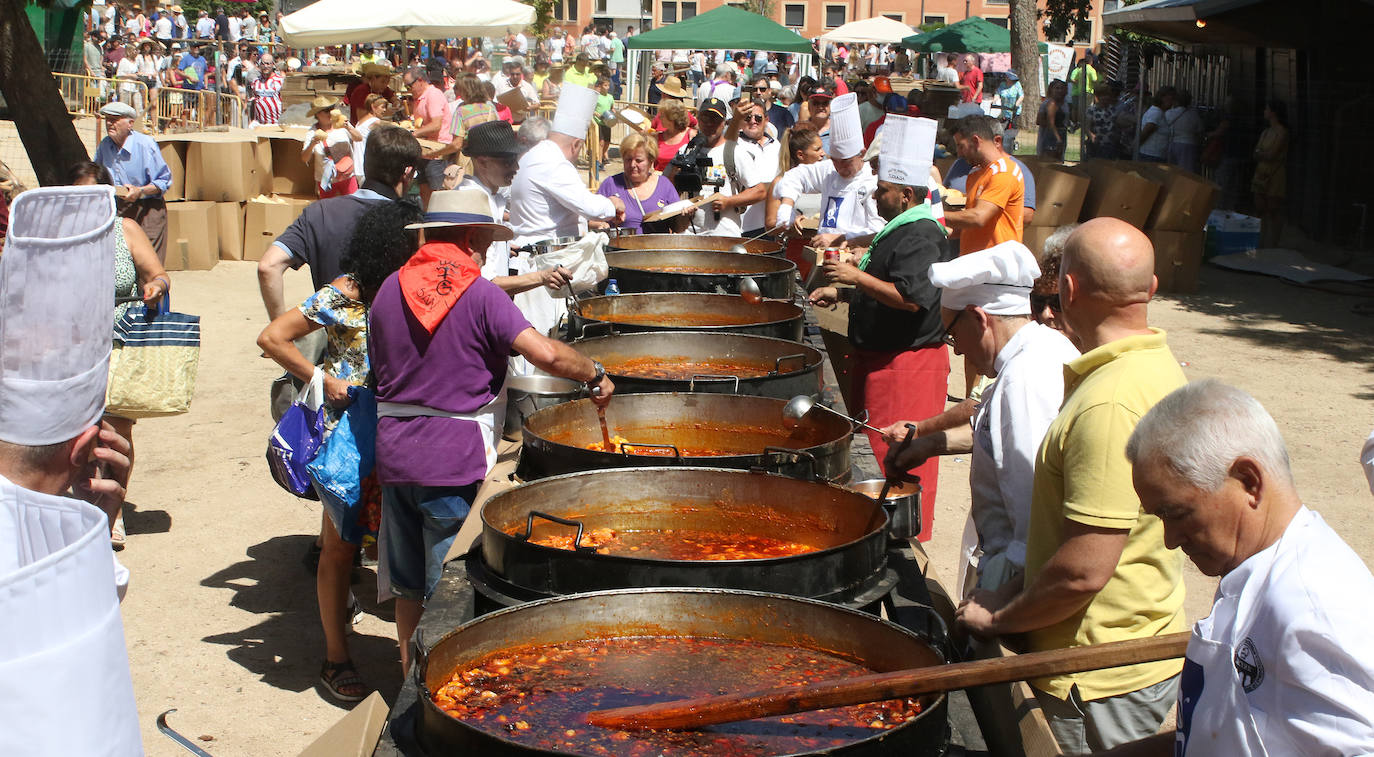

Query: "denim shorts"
<box><xmin>381</xmin><ymin>484</ymin><xmax>478</xmax><ymax>601</ymax></box>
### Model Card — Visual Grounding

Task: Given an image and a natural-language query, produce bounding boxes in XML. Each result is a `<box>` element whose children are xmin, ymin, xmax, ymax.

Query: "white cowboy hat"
<box><xmin>405</xmin><ymin>189</ymin><xmax>515</xmax><ymax>239</ymax></box>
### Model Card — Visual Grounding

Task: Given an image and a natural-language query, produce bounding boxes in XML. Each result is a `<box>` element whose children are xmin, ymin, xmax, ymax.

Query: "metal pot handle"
<box><xmin>575</xmin><ymin>321</ymin><xmax>617</xmax><ymax>341</ymax></box>
<box><xmin>521</xmin><ymin>510</ymin><xmax>597</xmax><ymax>553</ymax></box>
<box><xmin>619</xmin><ymin>441</ymin><xmax>684</xmax><ymax>463</ymax></box>
<box><xmin>688</xmin><ymin>373</ymin><xmax>741</xmax><ymax>393</ymax></box>
<box><xmin>763</xmin><ymin>445</ymin><xmax>820</xmax><ymax>480</ymax></box>
<box><xmin>770</xmin><ymin>353</ymin><xmax>807</xmax><ymax>376</ymax></box>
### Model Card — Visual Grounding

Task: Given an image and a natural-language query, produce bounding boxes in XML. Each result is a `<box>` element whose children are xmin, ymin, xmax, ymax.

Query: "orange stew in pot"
<box><xmin>431</xmin><ymin>635</ymin><xmax>924</xmax><ymax>757</ymax></box>
<box><xmin>523</xmin><ymin>526</ymin><xmax>815</xmax><ymax>560</ymax></box>
<box><xmin>604</xmin><ymin>356</ymin><xmax>772</xmax><ymax>380</ymax></box>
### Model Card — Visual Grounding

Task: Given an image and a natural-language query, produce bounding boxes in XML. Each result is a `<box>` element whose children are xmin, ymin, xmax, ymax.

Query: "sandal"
<box><xmin>111</xmin><ymin>514</ymin><xmax>126</xmax><ymax>551</ymax></box>
<box><xmin>320</xmin><ymin>659</ymin><xmax>370</xmax><ymax>703</ymax></box>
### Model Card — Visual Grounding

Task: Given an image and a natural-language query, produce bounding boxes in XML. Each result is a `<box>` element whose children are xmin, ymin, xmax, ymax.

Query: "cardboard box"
<box><xmin>155</xmin><ymin>138</ymin><xmax>189</xmax><ymax>201</ymax></box>
<box><xmin>1021</xmin><ymin>225</ymin><xmax>1056</xmax><ymax>258</ymax></box>
<box><xmin>189</xmin><ymin>138</ymin><xmax>261</xmax><ymax>203</ymax></box>
<box><xmin>1080</xmin><ymin>162</ymin><xmax>1162</xmax><ymax>229</ymax></box>
<box><xmin>1030</xmin><ymin>164</ymin><xmax>1090</xmax><ymax>228</ymax></box>
<box><xmin>252</xmin><ymin>139</ymin><xmax>275</xmax><ymax>196</ymax></box>
<box><xmin>164</xmin><ymin>200</ymin><xmax>219</xmax><ymax>271</ymax></box>
<box><xmin>256</xmin><ymin>129</ymin><xmax>318</xmax><ymax>196</ymax></box>
<box><xmin>214</xmin><ymin>201</ymin><xmax>246</xmax><ymax>260</ymax></box>
<box><xmin>296</xmin><ymin>691</ymin><xmax>388</xmax><ymax>757</ymax></box>
<box><xmin>1135</xmin><ymin>163</ymin><xmax>1220</xmax><ymax>231</ymax></box>
<box><xmin>1148</xmin><ymin>230</ymin><xmax>1205</xmax><ymax>293</ymax></box>
<box><xmin>243</xmin><ymin>195</ymin><xmax>312</xmax><ymax>261</ymax></box>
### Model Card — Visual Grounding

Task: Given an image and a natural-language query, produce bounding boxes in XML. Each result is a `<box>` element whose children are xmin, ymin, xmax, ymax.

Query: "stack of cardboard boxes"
<box><xmin>155</xmin><ymin>127</ymin><xmax>319</xmax><ymax>271</ymax></box>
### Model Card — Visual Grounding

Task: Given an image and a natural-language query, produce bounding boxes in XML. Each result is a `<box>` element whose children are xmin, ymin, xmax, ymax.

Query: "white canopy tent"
<box><xmin>280</xmin><ymin>0</ymin><xmax>533</xmax><ymax>48</ymax></box>
<box><xmin>818</xmin><ymin>16</ymin><xmax>914</xmax><ymax>44</ymax></box>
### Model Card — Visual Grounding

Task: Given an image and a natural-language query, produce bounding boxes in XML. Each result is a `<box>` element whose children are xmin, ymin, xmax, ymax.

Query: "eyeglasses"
<box><xmin>743</xmin><ymin>114</ymin><xmax>765</xmax><ymax>123</ymax></box>
<box><xmin>1030</xmin><ymin>292</ymin><xmax>1062</xmax><ymax>314</ymax></box>
<box><xmin>752</xmin><ymin>86</ymin><xmax>769</xmax><ymax>92</ymax></box>
<box><xmin>939</xmin><ymin>310</ymin><xmax>965</xmax><ymax>348</ymax></box>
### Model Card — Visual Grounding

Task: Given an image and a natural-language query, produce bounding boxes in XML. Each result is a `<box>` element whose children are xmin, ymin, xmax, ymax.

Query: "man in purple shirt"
<box><xmin>368</xmin><ymin>189</ymin><xmax>615</xmax><ymax>674</ymax></box>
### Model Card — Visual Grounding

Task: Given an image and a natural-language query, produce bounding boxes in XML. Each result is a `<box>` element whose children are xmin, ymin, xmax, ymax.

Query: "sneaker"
<box><xmin>349</xmin><ymin>592</ymin><xmax>364</xmax><ymax>625</ymax></box>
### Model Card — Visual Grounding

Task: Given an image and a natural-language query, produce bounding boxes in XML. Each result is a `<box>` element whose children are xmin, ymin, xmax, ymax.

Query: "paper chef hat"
<box><xmin>928</xmin><ymin>240</ymin><xmax>1040</xmax><ymax>315</ymax></box>
<box><xmin>0</xmin><ymin>186</ymin><xmax>117</xmax><ymax>445</ymax></box>
<box><xmin>828</xmin><ymin>92</ymin><xmax>863</xmax><ymax>160</ymax></box>
<box><xmin>553</xmin><ymin>84</ymin><xmax>599</xmax><ymax>138</ymax></box>
<box><xmin>878</xmin><ymin>115</ymin><xmax>937</xmax><ymax>187</ymax></box>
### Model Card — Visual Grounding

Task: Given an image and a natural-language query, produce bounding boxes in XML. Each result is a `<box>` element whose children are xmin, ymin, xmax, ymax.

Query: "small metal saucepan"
<box><xmin>846</xmin><ymin>478</ymin><xmax>922</xmax><ymax>542</ymax></box>
<box><xmin>503</xmin><ymin>375</ymin><xmax>587</xmax><ymax>442</ymax></box>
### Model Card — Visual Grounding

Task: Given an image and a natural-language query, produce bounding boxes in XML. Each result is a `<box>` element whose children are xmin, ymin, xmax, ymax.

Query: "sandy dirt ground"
<box><xmin>118</xmin><ymin>258</ymin><xmax>1374</xmax><ymax>755</ymax></box>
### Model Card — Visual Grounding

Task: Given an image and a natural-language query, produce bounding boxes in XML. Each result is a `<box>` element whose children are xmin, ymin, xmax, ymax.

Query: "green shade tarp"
<box><xmin>626</xmin><ymin>6</ymin><xmax>814</xmax><ymax>55</ymax></box>
<box><xmin>901</xmin><ymin>16</ymin><xmax>1048</xmax><ymax>53</ymax></box>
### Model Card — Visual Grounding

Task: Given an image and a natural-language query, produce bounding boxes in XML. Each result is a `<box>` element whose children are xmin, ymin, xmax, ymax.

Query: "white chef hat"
<box><xmin>0</xmin><ymin>186</ymin><xmax>117</xmax><ymax>446</ymax></box>
<box><xmin>929</xmin><ymin>240</ymin><xmax>1040</xmax><ymax>315</ymax></box>
<box><xmin>878</xmin><ymin>115</ymin><xmax>937</xmax><ymax>187</ymax></box>
<box><xmin>552</xmin><ymin>84</ymin><xmax>599</xmax><ymax>138</ymax></box>
<box><xmin>828</xmin><ymin>92</ymin><xmax>863</xmax><ymax>160</ymax></box>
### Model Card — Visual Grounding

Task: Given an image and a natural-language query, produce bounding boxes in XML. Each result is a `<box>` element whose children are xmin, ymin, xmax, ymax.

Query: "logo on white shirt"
<box><xmin>823</xmin><ymin>196</ymin><xmax>844</xmax><ymax>228</ymax></box>
<box><xmin>1234</xmin><ymin>637</ymin><xmax>1265</xmax><ymax>693</ymax></box>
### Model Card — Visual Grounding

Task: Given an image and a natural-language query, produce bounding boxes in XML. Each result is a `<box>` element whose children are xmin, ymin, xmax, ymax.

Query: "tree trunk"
<box><xmin>0</xmin><ymin>0</ymin><xmax>91</xmax><ymax>186</ymax></box>
<box><xmin>1009</xmin><ymin>0</ymin><xmax>1041</xmax><ymax>132</ymax></box>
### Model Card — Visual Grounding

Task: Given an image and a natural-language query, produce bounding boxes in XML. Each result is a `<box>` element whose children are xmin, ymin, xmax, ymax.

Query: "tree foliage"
<box><xmin>176</xmin><ymin>0</ymin><xmax>274</xmax><ymax>19</ymax></box>
<box><xmin>743</xmin><ymin>0</ymin><xmax>777</xmax><ymax>21</ymax></box>
<box><xmin>1041</xmin><ymin>0</ymin><xmax>1093</xmax><ymax>42</ymax></box>
<box><xmin>520</xmin><ymin>0</ymin><xmax>554</xmax><ymax>39</ymax></box>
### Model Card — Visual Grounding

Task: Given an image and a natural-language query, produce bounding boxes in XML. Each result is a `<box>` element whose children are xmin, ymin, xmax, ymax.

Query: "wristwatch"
<box><xmin>586</xmin><ymin>360</ymin><xmax>606</xmax><ymax>395</ymax></box>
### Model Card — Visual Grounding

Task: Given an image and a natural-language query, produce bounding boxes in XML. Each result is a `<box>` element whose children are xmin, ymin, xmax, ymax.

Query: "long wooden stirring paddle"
<box><xmin>586</xmin><ymin>632</ymin><xmax>1190</xmax><ymax>731</ymax></box>
<box><xmin>596</xmin><ymin>405</ymin><xmax>613</xmax><ymax>450</ymax></box>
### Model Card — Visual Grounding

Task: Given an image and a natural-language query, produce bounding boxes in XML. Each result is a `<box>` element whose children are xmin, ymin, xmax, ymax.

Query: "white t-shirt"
<box><xmin>581</xmin><ymin>33</ymin><xmax>600</xmax><ymax>58</ymax></box>
<box><xmin>696</xmin><ymin>79</ymin><xmax>735</xmax><ymax>105</ymax></box>
<box><xmin>515</xmin><ymin>33</ymin><xmax>528</xmax><ymax>54</ymax></box>
<box><xmin>1140</xmin><ymin>105</ymin><xmax>1169</xmax><ymax>157</ymax></box>
<box><xmin>690</xmin><ymin>51</ymin><xmax>705</xmax><ymax>73</ymax></box>
<box><xmin>228</xmin><ymin>15</ymin><xmax>241</xmax><ymax>41</ymax></box>
<box><xmin>124</xmin><ymin>17</ymin><xmax>141</xmax><ymax>36</ymax></box>
<box><xmin>154</xmin><ymin>16</ymin><xmax>172</xmax><ymax>38</ymax></box>
<box><xmin>547</xmin><ymin>36</ymin><xmax>566</xmax><ymax>60</ymax></box>
<box><xmin>937</xmin><ymin>65</ymin><xmax>959</xmax><ymax>85</ymax></box>
<box><xmin>729</xmin><ymin>135</ymin><xmax>781</xmax><ymax>232</ymax></box>
<box><xmin>1179</xmin><ymin>507</ymin><xmax>1374</xmax><ymax>755</ymax></box>
<box><xmin>1167</xmin><ymin>106</ymin><xmax>1204</xmax><ymax>146</ymax></box>
<box><xmin>692</xmin><ymin>141</ymin><xmax>741</xmax><ymax>237</ymax></box>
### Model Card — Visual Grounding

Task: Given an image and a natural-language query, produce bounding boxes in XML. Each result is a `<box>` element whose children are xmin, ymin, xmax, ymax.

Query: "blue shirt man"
<box><xmin>95</xmin><ymin>101</ymin><xmax>172</xmax><ymax>261</ymax></box>
<box><xmin>178</xmin><ymin>47</ymin><xmax>207</xmax><ymax>90</ymax></box>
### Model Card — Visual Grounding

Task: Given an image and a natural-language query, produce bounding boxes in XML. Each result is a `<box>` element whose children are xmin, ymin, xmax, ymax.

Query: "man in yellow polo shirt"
<box><xmin>955</xmin><ymin>217</ymin><xmax>1187</xmax><ymax>754</ymax></box>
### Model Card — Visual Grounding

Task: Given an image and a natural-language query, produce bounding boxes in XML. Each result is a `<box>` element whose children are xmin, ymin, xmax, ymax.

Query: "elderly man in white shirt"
<box><xmin>1102</xmin><ymin>380</ymin><xmax>1374</xmax><ymax>757</ymax></box>
<box><xmin>773</xmin><ymin>92</ymin><xmax>886</xmax><ymax>247</ymax></box>
<box><xmin>509</xmin><ymin>84</ymin><xmax>625</xmax><ymax>245</ymax></box>
<box><xmin>886</xmin><ymin>240</ymin><xmax>1079</xmax><ymax>592</ymax></box>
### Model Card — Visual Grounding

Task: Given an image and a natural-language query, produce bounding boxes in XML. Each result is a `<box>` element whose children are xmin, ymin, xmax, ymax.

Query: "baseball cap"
<box><xmin>874</xmin><ymin>75</ymin><xmax>893</xmax><ymax>94</ymax></box>
<box><xmin>698</xmin><ymin>97</ymin><xmax>728</xmax><ymax>119</ymax></box>
<box><xmin>809</xmin><ymin>84</ymin><xmax>834</xmax><ymax>101</ymax></box>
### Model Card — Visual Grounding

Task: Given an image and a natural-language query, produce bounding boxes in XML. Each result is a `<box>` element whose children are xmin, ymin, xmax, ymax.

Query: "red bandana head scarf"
<box><xmin>398</xmin><ymin>240</ymin><xmax>482</xmax><ymax>333</ymax></box>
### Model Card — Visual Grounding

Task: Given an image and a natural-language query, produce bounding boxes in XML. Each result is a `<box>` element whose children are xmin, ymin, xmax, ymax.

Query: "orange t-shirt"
<box><xmin>959</xmin><ymin>156</ymin><xmax>1025</xmax><ymax>255</ymax></box>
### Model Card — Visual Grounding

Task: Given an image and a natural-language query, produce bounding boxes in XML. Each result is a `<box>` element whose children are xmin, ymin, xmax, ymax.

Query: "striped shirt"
<box><xmin>251</xmin><ymin>72</ymin><xmax>284</xmax><ymax>124</ymax></box>
<box><xmin>959</xmin><ymin>156</ymin><xmax>1025</xmax><ymax>256</ymax></box>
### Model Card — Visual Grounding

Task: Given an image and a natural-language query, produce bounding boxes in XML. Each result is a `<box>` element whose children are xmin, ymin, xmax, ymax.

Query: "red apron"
<box><xmin>850</xmin><ymin>343</ymin><xmax>950</xmax><ymax>542</ymax></box>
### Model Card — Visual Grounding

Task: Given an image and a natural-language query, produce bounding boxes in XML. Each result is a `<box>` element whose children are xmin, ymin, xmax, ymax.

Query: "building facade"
<box><xmin>545</xmin><ymin>0</ymin><xmax>1108</xmax><ymax>53</ymax></box>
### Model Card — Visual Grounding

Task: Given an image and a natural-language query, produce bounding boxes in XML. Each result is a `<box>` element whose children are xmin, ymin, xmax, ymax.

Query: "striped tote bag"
<box><xmin>106</xmin><ymin>301</ymin><xmax>201</xmax><ymax>418</ymax></box>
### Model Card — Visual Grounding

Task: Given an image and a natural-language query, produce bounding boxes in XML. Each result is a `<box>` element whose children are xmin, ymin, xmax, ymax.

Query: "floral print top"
<box><xmin>298</xmin><ymin>282</ymin><xmax>369</xmax><ymax>428</ymax></box>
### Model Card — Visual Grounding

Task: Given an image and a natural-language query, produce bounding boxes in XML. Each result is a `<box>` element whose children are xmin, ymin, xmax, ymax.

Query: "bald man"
<box><xmin>956</xmin><ymin>218</ymin><xmax>1188</xmax><ymax>754</ymax></box>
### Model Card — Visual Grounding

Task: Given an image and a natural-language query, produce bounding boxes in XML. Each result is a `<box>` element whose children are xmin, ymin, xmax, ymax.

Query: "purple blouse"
<box><xmin>596</xmin><ymin>173</ymin><xmax>681</xmax><ymax>233</ymax></box>
<box><xmin>369</xmin><ymin>274</ymin><xmax>532</xmax><ymax>487</ymax></box>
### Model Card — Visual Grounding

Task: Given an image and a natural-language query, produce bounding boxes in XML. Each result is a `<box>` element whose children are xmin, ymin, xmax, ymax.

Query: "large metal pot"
<box><xmin>606</xmin><ymin>250</ymin><xmax>797</xmax><ymax>299</ymax></box>
<box><xmin>417</xmin><ymin>588</ymin><xmax>948</xmax><ymax>757</ymax></box>
<box><xmin>502</xmin><ymin>375</ymin><xmax>586</xmax><ymax>443</ymax></box>
<box><xmin>517</xmin><ymin>393</ymin><xmax>851</xmax><ymax>481</ymax></box>
<box><xmin>479</xmin><ymin>467</ymin><xmax>887</xmax><ymax>602</ymax></box>
<box><xmin>569</xmin><ymin>292</ymin><xmax>804</xmax><ymax>341</ymax></box>
<box><xmin>608</xmin><ymin>233</ymin><xmax>784</xmax><ymax>256</ymax></box>
<box><xmin>847</xmin><ymin>478</ymin><xmax>923</xmax><ymax>542</ymax></box>
<box><xmin>568</xmin><ymin>331</ymin><xmax>823</xmax><ymax>399</ymax></box>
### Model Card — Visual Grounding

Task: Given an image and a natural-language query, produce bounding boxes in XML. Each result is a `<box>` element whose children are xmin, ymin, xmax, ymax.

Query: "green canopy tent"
<box><xmin>900</xmin><ymin>16</ymin><xmax>1048</xmax><ymax>53</ymax></box>
<box><xmin>624</xmin><ymin>6</ymin><xmax>815</xmax><ymax>102</ymax></box>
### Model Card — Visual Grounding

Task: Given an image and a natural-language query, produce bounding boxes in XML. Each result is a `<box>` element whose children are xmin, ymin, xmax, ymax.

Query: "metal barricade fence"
<box><xmin>52</xmin><ymin>72</ymin><xmax>245</xmax><ymax>134</ymax></box>
<box><xmin>55</xmin><ymin>72</ymin><xmax>150</xmax><ymax>121</ymax></box>
<box><xmin>155</xmin><ymin>87</ymin><xmax>247</xmax><ymax>132</ymax></box>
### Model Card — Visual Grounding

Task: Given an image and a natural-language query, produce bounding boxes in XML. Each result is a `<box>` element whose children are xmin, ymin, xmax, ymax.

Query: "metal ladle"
<box><xmin>738</xmin><ymin>276</ymin><xmax>763</xmax><ymax>304</ymax></box>
<box><xmin>782</xmin><ymin>395</ymin><xmax>884</xmax><ymax>435</ymax></box>
<box><xmin>728</xmin><ymin>228</ymin><xmax>775</xmax><ymax>255</ymax></box>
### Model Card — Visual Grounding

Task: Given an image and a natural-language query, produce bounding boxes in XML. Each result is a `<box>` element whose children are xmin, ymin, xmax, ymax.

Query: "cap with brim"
<box><xmin>1003</xmin><ymin>71</ymin><xmax>1019</xmax><ymax>81</ymax></box>
<box><xmin>657</xmin><ymin>75</ymin><xmax>690</xmax><ymax>99</ymax></box>
<box><xmin>360</xmin><ymin>62</ymin><xmax>393</xmax><ymax>77</ymax></box>
<box><xmin>405</xmin><ymin>189</ymin><xmax>515</xmax><ymax>239</ymax></box>
<box><xmin>698</xmin><ymin>98</ymin><xmax>728</xmax><ymax>119</ymax></box>
<box><xmin>171</xmin><ymin>4</ymin><xmax>182</xmax><ymax>11</ymax></box>
<box><xmin>307</xmin><ymin>96</ymin><xmax>339</xmax><ymax>117</ymax></box>
<box><xmin>809</xmin><ymin>86</ymin><xmax>834</xmax><ymax>101</ymax></box>
<box><xmin>874</xmin><ymin>76</ymin><xmax>893</xmax><ymax>94</ymax></box>
<box><xmin>464</xmin><ymin>120</ymin><xmax>521</xmax><ymax>157</ymax></box>
<box><xmin>100</xmin><ymin>102</ymin><xmax>138</xmax><ymax>119</ymax></box>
